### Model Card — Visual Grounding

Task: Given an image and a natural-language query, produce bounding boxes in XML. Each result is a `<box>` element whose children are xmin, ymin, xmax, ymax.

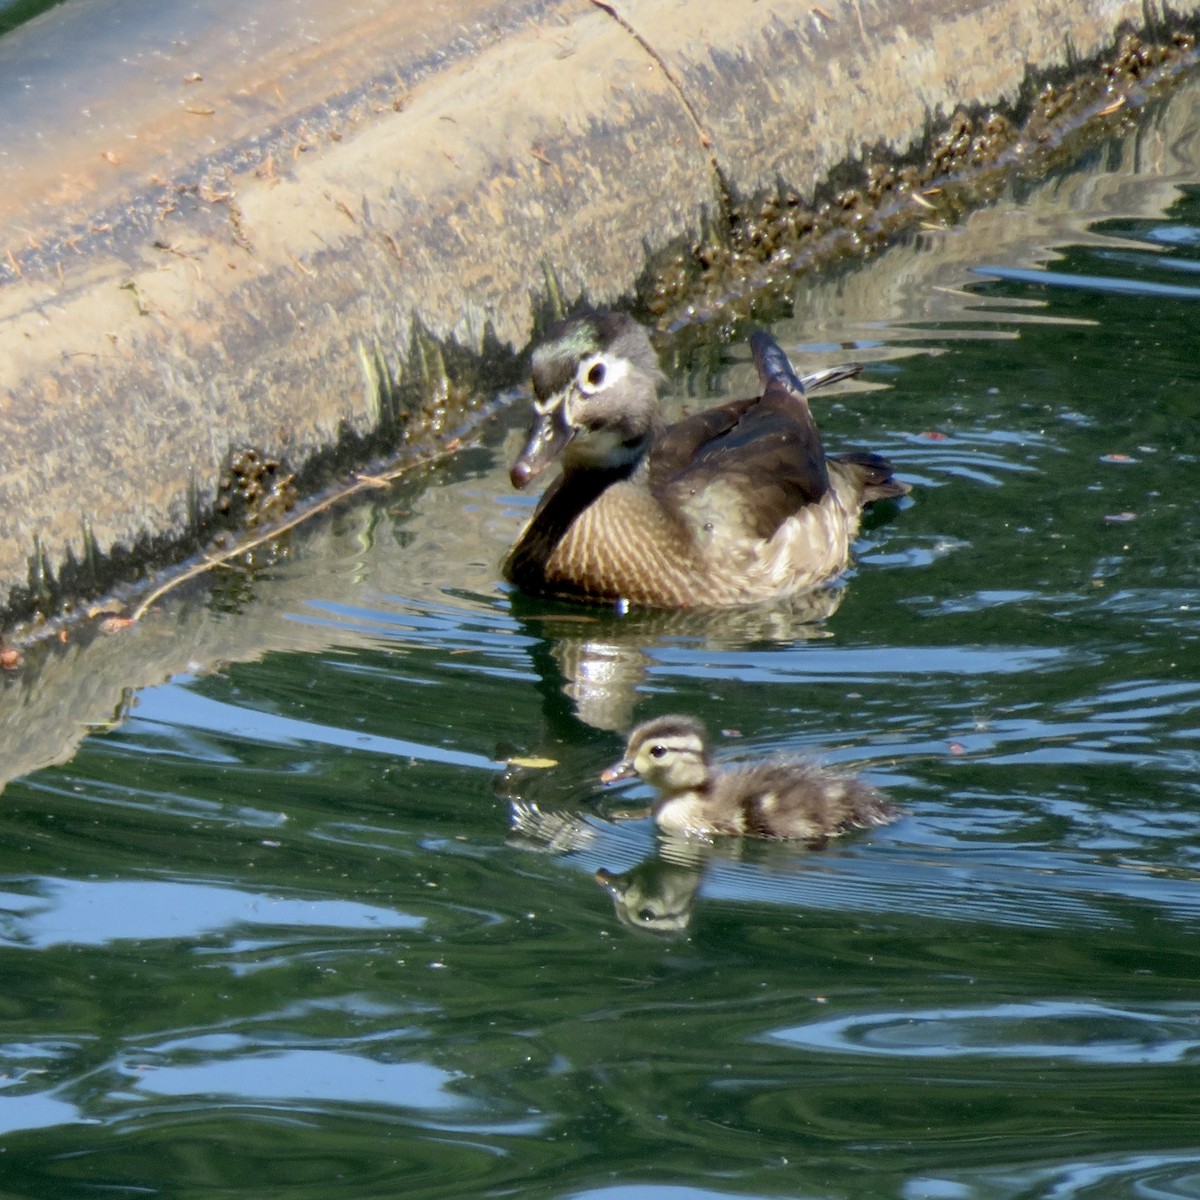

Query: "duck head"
<box><xmin>602</xmin><ymin>714</ymin><xmax>712</xmax><ymax>794</ymax></box>
<box><xmin>510</xmin><ymin>311</ymin><xmax>667</xmax><ymax>489</ymax></box>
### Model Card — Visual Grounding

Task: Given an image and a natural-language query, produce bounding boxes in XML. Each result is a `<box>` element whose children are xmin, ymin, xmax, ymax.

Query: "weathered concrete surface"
<box><xmin>611</xmin><ymin>0</ymin><xmax>1174</xmax><ymax>196</ymax></box>
<box><xmin>0</xmin><ymin>0</ymin><xmax>1196</xmax><ymax>622</ymax></box>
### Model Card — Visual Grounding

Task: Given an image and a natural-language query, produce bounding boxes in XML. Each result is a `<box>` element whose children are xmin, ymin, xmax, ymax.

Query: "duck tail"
<box><xmin>797</xmin><ymin>363</ymin><xmax>863</xmax><ymax>393</ymax></box>
<box><xmin>752</xmin><ymin>333</ymin><xmax>866</xmax><ymax>398</ymax></box>
<box><xmin>750</xmin><ymin>331</ymin><xmax>808</xmax><ymax>396</ymax></box>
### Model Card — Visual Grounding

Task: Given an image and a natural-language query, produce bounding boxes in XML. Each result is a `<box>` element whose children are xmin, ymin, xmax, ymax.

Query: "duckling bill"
<box><xmin>601</xmin><ymin>714</ymin><xmax>900</xmax><ymax>842</ymax></box>
<box><xmin>504</xmin><ymin>311</ymin><xmax>909</xmax><ymax>609</ymax></box>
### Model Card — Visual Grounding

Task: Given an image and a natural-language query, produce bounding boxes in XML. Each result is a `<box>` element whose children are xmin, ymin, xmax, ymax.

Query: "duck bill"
<box><xmin>600</xmin><ymin>759</ymin><xmax>636</xmax><ymax>785</ymax></box>
<box><xmin>510</xmin><ymin>399</ymin><xmax>574</xmax><ymax>489</ymax></box>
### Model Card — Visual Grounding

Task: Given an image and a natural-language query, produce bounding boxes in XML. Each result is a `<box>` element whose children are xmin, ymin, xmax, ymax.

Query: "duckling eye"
<box><xmin>586</xmin><ymin>362</ymin><xmax>606</xmax><ymax>387</ymax></box>
<box><xmin>649</xmin><ymin>744</ymin><xmax>668</xmax><ymax>759</ymax></box>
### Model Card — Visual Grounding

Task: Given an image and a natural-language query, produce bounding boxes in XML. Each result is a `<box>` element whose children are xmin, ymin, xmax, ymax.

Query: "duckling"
<box><xmin>504</xmin><ymin>311</ymin><xmax>908</xmax><ymax>608</ymax></box>
<box><xmin>601</xmin><ymin>714</ymin><xmax>900</xmax><ymax>842</ymax></box>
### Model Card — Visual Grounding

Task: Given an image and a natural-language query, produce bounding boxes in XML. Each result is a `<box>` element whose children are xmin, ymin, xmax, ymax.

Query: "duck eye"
<box><xmin>586</xmin><ymin>361</ymin><xmax>606</xmax><ymax>388</ymax></box>
<box><xmin>649</xmin><ymin>745</ymin><xmax>667</xmax><ymax>759</ymax></box>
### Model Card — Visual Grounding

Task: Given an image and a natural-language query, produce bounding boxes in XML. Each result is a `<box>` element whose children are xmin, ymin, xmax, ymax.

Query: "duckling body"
<box><xmin>602</xmin><ymin>715</ymin><xmax>899</xmax><ymax>842</ymax></box>
<box><xmin>504</xmin><ymin>311</ymin><xmax>908</xmax><ymax>608</ymax></box>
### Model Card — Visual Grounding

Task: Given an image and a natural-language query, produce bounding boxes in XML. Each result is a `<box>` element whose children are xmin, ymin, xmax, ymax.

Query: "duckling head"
<box><xmin>602</xmin><ymin>714</ymin><xmax>712</xmax><ymax>795</ymax></box>
<box><xmin>511</xmin><ymin>311</ymin><xmax>666</xmax><ymax>488</ymax></box>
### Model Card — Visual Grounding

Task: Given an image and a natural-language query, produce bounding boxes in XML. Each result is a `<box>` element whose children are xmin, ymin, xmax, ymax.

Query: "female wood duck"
<box><xmin>601</xmin><ymin>714</ymin><xmax>900</xmax><ymax>842</ymax></box>
<box><xmin>503</xmin><ymin>311</ymin><xmax>908</xmax><ymax>608</ymax></box>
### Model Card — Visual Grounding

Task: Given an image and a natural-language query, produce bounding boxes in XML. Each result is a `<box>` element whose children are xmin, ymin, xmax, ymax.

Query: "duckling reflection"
<box><xmin>594</xmin><ymin>850</ymin><xmax>707</xmax><ymax>937</ymax></box>
<box><xmin>506</xmin><ymin>795</ymin><xmax>708</xmax><ymax>937</ymax></box>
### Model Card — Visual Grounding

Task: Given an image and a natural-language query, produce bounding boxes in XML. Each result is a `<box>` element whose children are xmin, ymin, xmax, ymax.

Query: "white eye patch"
<box><xmin>575</xmin><ymin>351</ymin><xmax>629</xmax><ymax>396</ymax></box>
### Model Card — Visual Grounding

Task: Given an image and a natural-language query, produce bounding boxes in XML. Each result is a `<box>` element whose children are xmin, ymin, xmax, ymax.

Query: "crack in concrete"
<box><xmin>586</xmin><ymin>0</ymin><xmax>735</xmax><ymax>227</ymax></box>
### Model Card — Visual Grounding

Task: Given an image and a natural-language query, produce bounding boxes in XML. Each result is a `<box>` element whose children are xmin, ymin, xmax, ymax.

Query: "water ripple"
<box><xmin>125</xmin><ymin>1048</ymin><xmax>462</xmax><ymax>1111</ymax></box>
<box><xmin>975</xmin><ymin>264</ymin><xmax>1200</xmax><ymax>300</ymax></box>
<box><xmin>568</xmin><ymin>1188</ymin><xmax>755</xmax><ymax>1200</ymax></box>
<box><xmin>0</xmin><ymin>878</ymin><xmax>421</xmax><ymax>949</ymax></box>
<box><xmin>0</xmin><ymin>1093</ymin><xmax>82</xmax><ymax>1135</ymax></box>
<box><xmin>128</xmin><ymin>682</ymin><xmax>500</xmax><ymax>771</ymax></box>
<box><xmin>650</xmin><ymin>643</ymin><xmax>1067</xmax><ymax>684</ymax></box>
<box><xmin>767</xmin><ymin>1000</ymin><xmax>1200</xmax><ymax>1064</ymax></box>
<box><xmin>909</xmin><ymin>1149</ymin><xmax>1200</xmax><ymax>1200</ymax></box>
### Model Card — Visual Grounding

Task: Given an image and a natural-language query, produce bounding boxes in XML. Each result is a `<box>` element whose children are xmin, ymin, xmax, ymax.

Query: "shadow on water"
<box><xmin>5</xmin><ymin>65</ymin><xmax>1200</xmax><ymax>1200</ymax></box>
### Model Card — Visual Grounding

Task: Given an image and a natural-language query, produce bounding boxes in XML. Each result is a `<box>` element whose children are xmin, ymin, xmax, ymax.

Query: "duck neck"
<box><xmin>562</xmin><ymin>421</ymin><xmax>658</xmax><ymax>476</ymax></box>
<box><xmin>659</xmin><ymin>758</ymin><xmax>713</xmax><ymax>797</ymax></box>
<box><xmin>652</xmin><ymin>773</ymin><xmax>715</xmax><ymax>828</ymax></box>
<box><xmin>505</xmin><ymin>456</ymin><xmax>639</xmax><ymax>591</ymax></box>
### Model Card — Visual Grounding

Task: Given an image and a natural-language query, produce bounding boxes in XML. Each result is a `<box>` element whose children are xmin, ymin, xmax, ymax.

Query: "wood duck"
<box><xmin>601</xmin><ymin>714</ymin><xmax>900</xmax><ymax>842</ymax></box>
<box><xmin>503</xmin><ymin>311</ymin><xmax>909</xmax><ymax>608</ymax></box>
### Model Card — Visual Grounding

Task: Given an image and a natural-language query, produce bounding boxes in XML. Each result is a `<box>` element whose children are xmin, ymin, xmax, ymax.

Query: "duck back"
<box><xmin>655</xmin><ymin>759</ymin><xmax>899</xmax><ymax>842</ymax></box>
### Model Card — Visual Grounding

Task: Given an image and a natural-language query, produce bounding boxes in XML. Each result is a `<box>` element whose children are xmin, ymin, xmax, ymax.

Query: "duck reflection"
<box><xmin>510</xmin><ymin>589</ymin><xmax>842</xmax><ymax>734</ymax></box>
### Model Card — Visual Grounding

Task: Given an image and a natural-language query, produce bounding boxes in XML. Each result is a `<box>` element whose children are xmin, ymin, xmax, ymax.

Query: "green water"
<box><xmin>5</xmin><ymin>82</ymin><xmax>1200</xmax><ymax>1200</ymax></box>
<box><xmin>0</xmin><ymin>0</ymin><xmax>63</xmax><ymax>37</ymax></box>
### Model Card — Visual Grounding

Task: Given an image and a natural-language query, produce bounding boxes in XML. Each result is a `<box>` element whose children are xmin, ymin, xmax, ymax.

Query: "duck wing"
<box><xmin>728</xmin><ymin>760</ymin><xmax>900</xmax><ymax>840</ymax></box>
<box><xmin>649</xmin><ymin>332</ymin><xmax>831</xmax><ymax>540</ymax></box>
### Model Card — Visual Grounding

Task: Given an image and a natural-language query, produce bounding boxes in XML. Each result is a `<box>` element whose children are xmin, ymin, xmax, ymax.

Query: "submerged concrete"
<box><xmin>0</xmin><ymin>0</ymin><xmax>1197</xmax><ymax>624</ymax></box>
